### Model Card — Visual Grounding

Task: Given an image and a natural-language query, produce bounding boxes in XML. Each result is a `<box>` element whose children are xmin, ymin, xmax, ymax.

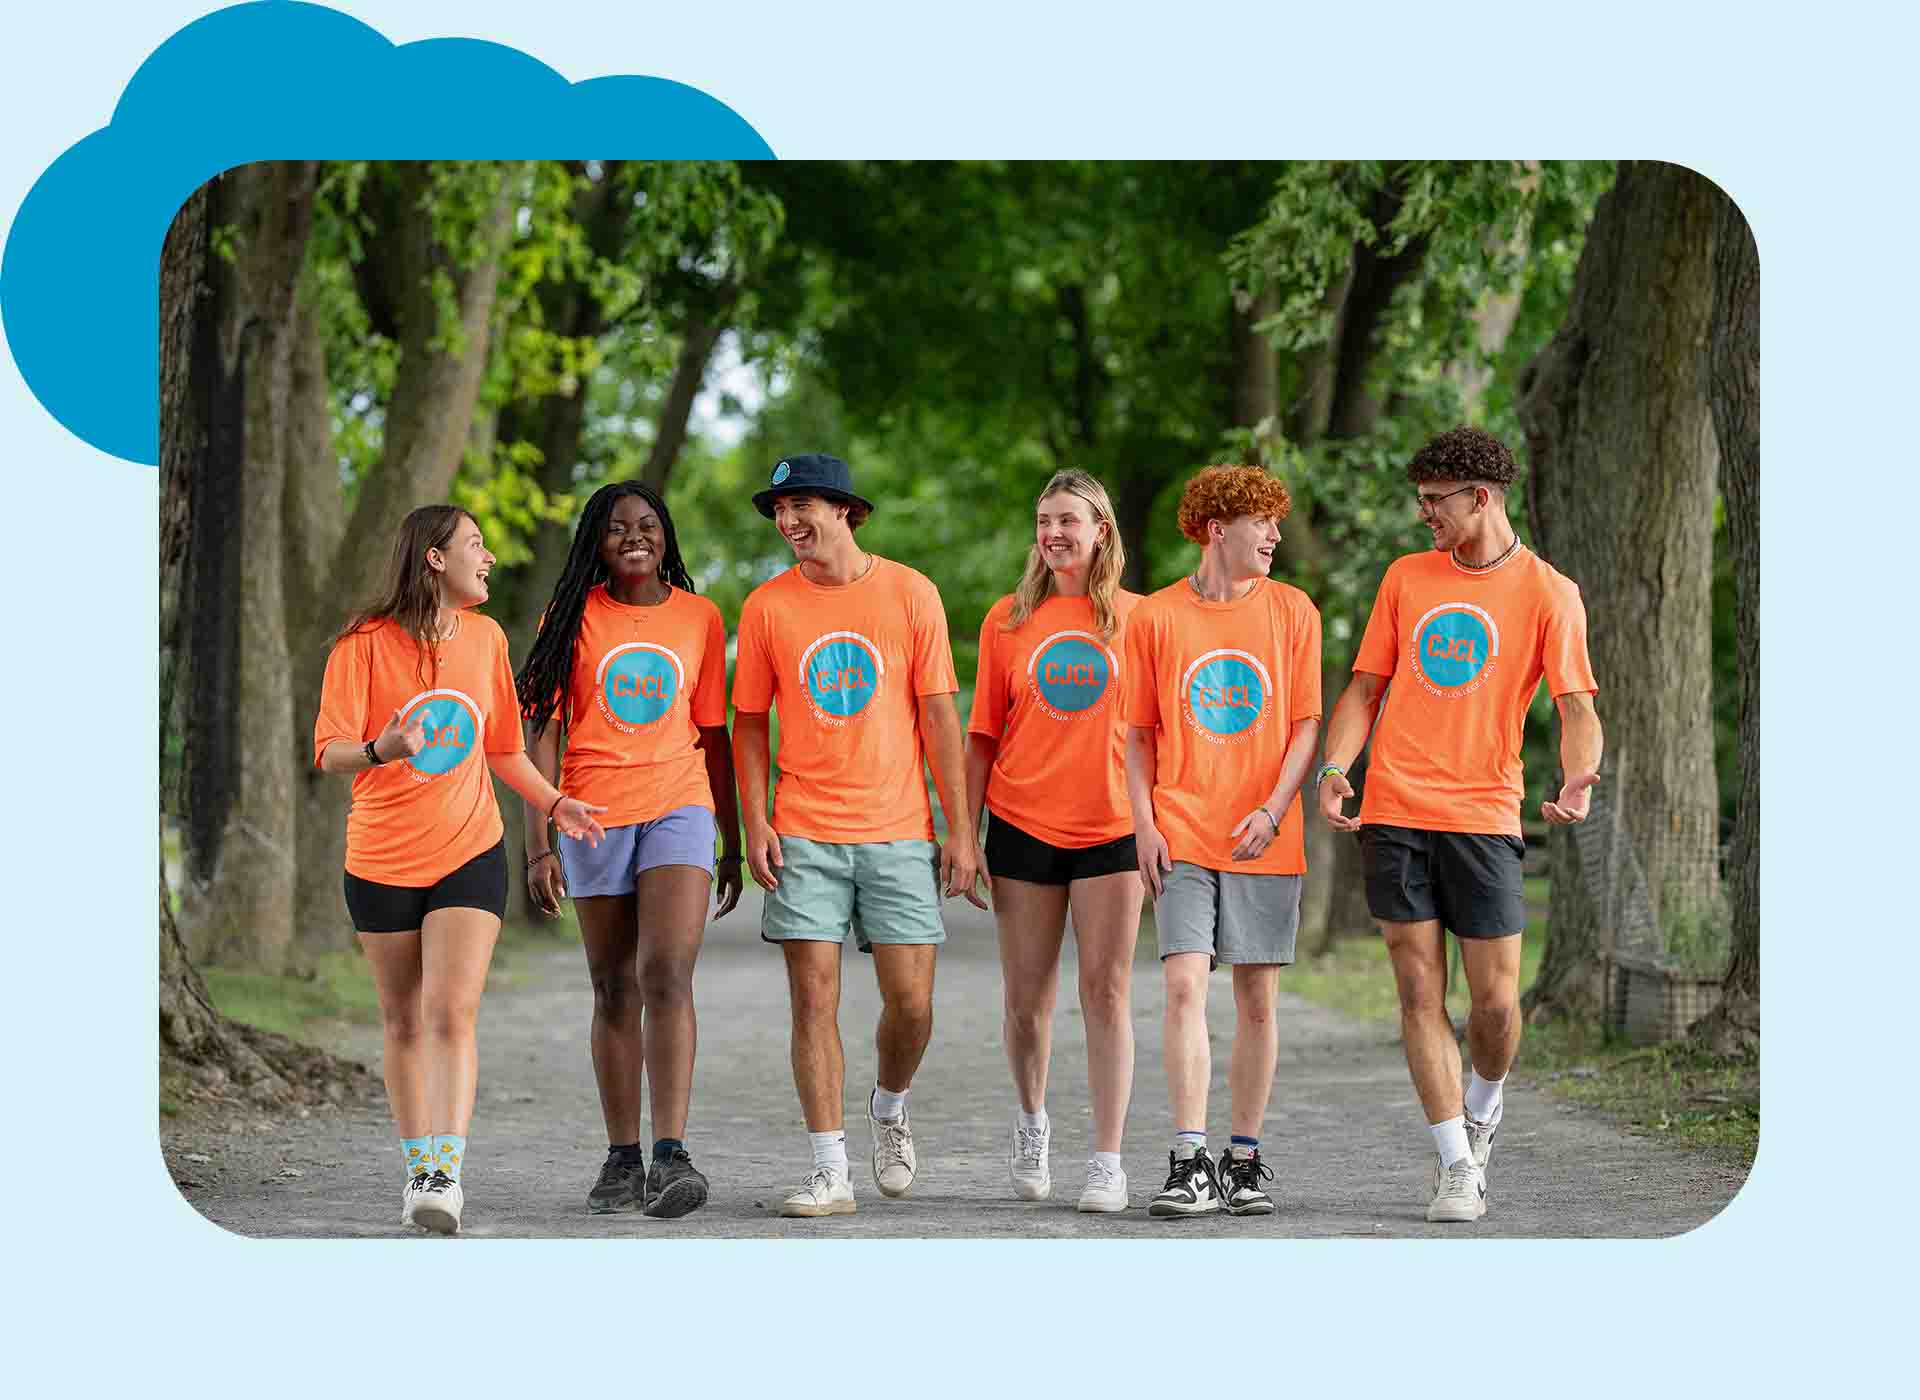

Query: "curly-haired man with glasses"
<box><xmin>1318</xmin><ymin>426</ymin><xmax>1602</xmax><ymax>1225</ymax></box>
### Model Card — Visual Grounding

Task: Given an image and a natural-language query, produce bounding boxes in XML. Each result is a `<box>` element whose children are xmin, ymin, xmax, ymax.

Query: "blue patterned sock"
<box><xmin>1229</xmin><ymin>1134</ymin><xmax>1260</xmax><ymax>1158</ymax></box>
<box><xmin>652</xmin><ymin>1138</ymin><xmax>685</xmax><ymax>1164</ymax></box>
<box><xmin>402</xmin><ymin>1135</ymin><xmax>434</xmax><ymax>1179</ymax></box>
<box><xmin>433</xmin><ymin>1133</ymin><xmax>467</xmax><ymax>1183</ymax></box>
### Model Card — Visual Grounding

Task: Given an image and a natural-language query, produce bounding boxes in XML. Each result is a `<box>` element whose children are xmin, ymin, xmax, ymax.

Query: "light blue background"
<box><xmin>0</xmin><ymin>0</ymin><xmax>1898</xmax><ymax>1392</ymax></box>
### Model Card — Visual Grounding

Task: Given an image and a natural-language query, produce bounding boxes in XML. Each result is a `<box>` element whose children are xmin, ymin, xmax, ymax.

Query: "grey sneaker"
<box><xmin>1217</xmin><ymin>1147</ymin><xmax>1276</xmax><ymax>1216</ymax></box>
<box><xmin>780</xmin><ymin>1166</ymin><xmax>856</xmax><ymax>1218</ymax></box>
<box><xmin>643</xmin><ymin>1148</ymin><xmax>710</xmax><ymax>1219</ymax></box>
<box><xmin>1076</xmin><ymin>1158</ymin><xmax>1129</xmax><ymax>1213</ymax></box>
<box><xmin>1010</xmin><ymin>1118</ymin><xmax>1052</xmax><ymax>1201</ymax></box>
<box><xmin>1426</xmin><ymin>1157</ymin><xmax>1487</xmax><ymax>1223</ymax></box>
<box><xmin>1465</xmin><ymin>1111</ymin><xmax>1500</xmax><ymax>1173</ymax></box>
<box><xmin>411</xmin><ymin>1169</ymin><xmax>465</xmax><ymax>1235</ymax></box>
<box><xmin>587</xmin><ymin>1152</ymin><xmax>648</xmax><ymax>1214</ymax></box>
<box><xmin>870</xmin><ymin>1103</ymin><xmax>917</xmax><ymax>1198</ymax></box>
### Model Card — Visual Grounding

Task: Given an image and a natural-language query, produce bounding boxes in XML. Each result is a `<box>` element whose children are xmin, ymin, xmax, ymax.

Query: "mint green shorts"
<box><xmin>761</xmin><ymin>835</ymin><xmax>946</xmax><ymax>951</ymax></box>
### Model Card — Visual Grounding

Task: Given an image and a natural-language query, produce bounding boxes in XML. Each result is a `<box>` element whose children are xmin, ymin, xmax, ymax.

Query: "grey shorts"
<box><xmin>1154</xmin><ymin>862</ymin><xmax>1301</xmax><ymax>968</ymax></box>
<box><xmin>558</xmin><ymin>805</ymin><xmax>716</xmax><ymax>898</ymax></box>
<box><xmin>762</xmin><ymin>834</ymin><xmax>946</xmax><ymax>951</ymax></box>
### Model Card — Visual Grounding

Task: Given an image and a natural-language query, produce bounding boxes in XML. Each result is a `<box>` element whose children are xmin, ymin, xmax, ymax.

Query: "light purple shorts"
<box><xmin>558</xmin><ymin>804</ymin><xmax>717</xmax><ymax>898</ymax></box>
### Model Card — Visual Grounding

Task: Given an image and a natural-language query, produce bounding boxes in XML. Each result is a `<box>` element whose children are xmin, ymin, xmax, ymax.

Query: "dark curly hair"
<box><xmin>1406</xmin><ymin>426</ymin><xmax>1520</xmax><ymax>487</ymax></box>
<box><xmin>515</xmin><ymin>481</ymin><xmax>696</xmax><ymax>734</ymax></box>
<box><xmin>1176</xmin><ymin>465</ymin><xmax>1293</xmax><ymax>545</ymax></box>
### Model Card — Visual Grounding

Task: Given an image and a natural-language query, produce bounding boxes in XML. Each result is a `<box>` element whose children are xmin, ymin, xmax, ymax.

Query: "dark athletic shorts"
<box><xmin>1358</xmin><ymin>824</ymin><xmax>1526</xmax><ymax>939</ymax></box>
<box><xmin>343</xmin><ymin>839</ymin><xmax>509</xmax><ymax>934</ymax></box>
<box><xmin>984</xmin><ymin>813</ymin><xmax>1137</xmax><ymax>887</ymax></box>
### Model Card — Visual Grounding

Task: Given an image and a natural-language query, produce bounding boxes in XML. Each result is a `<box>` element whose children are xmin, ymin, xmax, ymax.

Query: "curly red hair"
<box><xmin>1176</xmin><ymin>466</ymin><xmax>1293</xmax><ymax>544</ymax></box>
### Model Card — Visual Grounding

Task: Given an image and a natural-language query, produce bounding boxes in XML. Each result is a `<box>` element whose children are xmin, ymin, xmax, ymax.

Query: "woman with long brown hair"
<box><xmin>312</xmin><ymin>505</ymin><xmax>606</xmax><ymax>1235</ymax></box>
<box><xmin>964</xmin><ymin>469</ymin><xmax>1145</xmax><ymax>1212</ymax></box>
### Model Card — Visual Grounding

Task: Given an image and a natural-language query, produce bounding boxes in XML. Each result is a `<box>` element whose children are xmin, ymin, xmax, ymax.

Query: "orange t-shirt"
<box><xmin>1123</xmin><ymin>580</ymin><xmax>1322</xmax><ymax>875</ymax></box>
<box><xmin>968</xmin><ymin>590</ymin><xmax>1143</xmax><ymax>848</ymax></box>
<box><xmin>311</xmin><ymin>613</ymin><xmax>524</xmax><ymax>886</ymax></box>
<box><xmin>554</xmin><ymin>585</ymin><xmax>727</xmax><ymax>827</ymax></box>
<box><xmin>1353</xmin><ymin>546</ymin><xmax>1598</xmax><ymax>837</ymax></box>
<box><xmin>731</xmin><ymin>558</ymin><xmax>958</xmax><ymax>843</ymax></box>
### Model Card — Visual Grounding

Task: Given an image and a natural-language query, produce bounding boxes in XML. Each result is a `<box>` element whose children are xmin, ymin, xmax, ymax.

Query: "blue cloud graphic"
<box><xmin>0</xmin><ymin>1</ymin><xmax>773</xmax><ymax>466</ymax></box>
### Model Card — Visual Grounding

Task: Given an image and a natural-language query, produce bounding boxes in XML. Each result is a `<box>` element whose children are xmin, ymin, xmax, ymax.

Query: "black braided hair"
<box><xmin>516</xmin><ymin>480</ymin><xmax>697</xmax><ymax>733</ymax></box>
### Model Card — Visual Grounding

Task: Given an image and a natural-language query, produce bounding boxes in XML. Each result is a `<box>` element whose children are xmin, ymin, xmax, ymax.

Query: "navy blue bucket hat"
<box><xmin>752</xmin><ymin>452</ymin><xmax>876</xmax><ymax>519</ymax></box>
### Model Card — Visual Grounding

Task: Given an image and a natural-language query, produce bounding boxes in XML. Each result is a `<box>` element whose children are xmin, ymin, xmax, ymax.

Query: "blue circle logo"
<box><xmin>772</xmin><ymin>461</ymin><xmax>791</xmax><ymax>485</ymax></box>
<box><xmin>601</xmin><ymin>646</ymin><xmax>680</xmax><ymax>726</ymax></box>
<box><xmin>1185</xmin><ymin>655</ymin><xmax>1266</xmax><ymax>737</ymax></box>
<box><xmin>804</xmin><ymin>634</ymin><xmax>880</xmax><ymax>718</ymax></box>
<box><xmin>406</xmin><ymin>695</ymin><xmax>478</xmax><ymax>775</ymax></box>
<box><xmin>1033</xmin><ymin>635</ymin><xmax>1110</xmax><ymax>715</ymax></box>
<box><xmin>1415</xmin><ymin>608</ymin><xmax>1493</xmax><ymax>689</ymax></box>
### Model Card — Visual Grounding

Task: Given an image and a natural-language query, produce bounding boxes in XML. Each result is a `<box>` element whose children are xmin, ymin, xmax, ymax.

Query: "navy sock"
<box><xmin>610</xmin><ymin>1141</ymin><xmax>646</xmax><ymax>1166</ymax></box>
<box><xmin>1230</xmin><ymin>1135</ymin><xmax>1260</xmax><ymax>1158</ymax></box>
<box><xmin>652</xmin><ymin>1137</ymin><xmax>685</xmax><ymax>1164</ymax></box>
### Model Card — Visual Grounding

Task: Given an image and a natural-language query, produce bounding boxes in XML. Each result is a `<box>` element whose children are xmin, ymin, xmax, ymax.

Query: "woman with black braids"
<box><xmin>516</xmin><ymin>481</ymin><xmax>742</xmax><ymax>1219</ymax></box>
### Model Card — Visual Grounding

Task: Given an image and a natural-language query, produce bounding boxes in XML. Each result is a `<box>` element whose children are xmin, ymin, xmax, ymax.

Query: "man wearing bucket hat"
<box><xmin>732</xmin><ymin>452</ymin><xmax>986</xmax><ymax>1218</ymax></box>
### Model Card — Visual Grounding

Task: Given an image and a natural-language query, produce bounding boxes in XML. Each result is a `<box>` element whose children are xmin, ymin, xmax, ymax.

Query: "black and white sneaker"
<box><xmin>643</xmin><ymin>1148</ymin><xmax>710</xmax><ymax>1219</ymax></box>
<box><xmin>1217</xmin><ymin>1147</ymin><xmax>1276</xmax><ymax>1215</ymax></box>
<box><xmin>411</xmin><ymin>1169</ymin><xmax>464</xmax><ymax>1235</ymax></box>
<box><xmin>1148</xmin><ymin>1150</ymin><xmax>1222</xmax><ymax>1217</ymax></box>
<box><xmin>588</xmin><ymin>1152</ymin><xmax>648</xmax><ymax>1214</ymax></box>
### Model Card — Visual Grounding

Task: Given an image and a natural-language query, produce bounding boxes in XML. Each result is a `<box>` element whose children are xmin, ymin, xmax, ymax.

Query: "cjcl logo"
<box><xmin>1412</xmin><ymin>604</ymin><xmax>1499</xmax><ymax>691</ymax></box>
<box><xmin>597</xmin><ymin>643</ymin><xmax>685</xmax><ymax>728</ymax></box>
<box><xmin>1182</xmin><ymin>650</ymin><xmax>1270</xmax><ymax>739</ymax></box>
<box><xmin>1030</xmin><ymin>632</ymin><xmax>1113</xmax><ymax>718</ymax></box>
<box><xmin>801</xmin><ymin>631</ymin><xmax>884</xmax><ymax>721</ymax></box>
<box><xmin>399</xmin><ymin>690</ymin><xmax>484</xmax><ymax>776</ymax></box>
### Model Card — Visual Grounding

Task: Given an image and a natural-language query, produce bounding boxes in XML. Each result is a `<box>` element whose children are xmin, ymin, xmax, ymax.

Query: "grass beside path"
<box><xmin>199</xmin><ymin>915</ymin><xmax>580</xmax><ymax>1047</ymax></box>
<box><xmin>1283</xmin><ymin>901</ymin><xmax>1757</xmax><ymax>1168</ymax></box>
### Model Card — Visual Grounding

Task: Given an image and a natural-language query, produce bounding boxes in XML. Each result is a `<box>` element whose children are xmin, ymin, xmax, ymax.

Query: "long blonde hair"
<box><xmin>1004</xmin><ymin>470</ymin><xmax>1127</xmax><ymax>640</ymax></box>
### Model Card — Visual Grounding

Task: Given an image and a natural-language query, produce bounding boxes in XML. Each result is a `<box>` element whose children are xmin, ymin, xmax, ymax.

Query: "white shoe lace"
<box><xmin>797</xmin><ymin>1166</ymin><xmax>840</xmax><ymax>1199</ymax></box>
<box><xmin>875</xmin><ymin>1120</ymin><xmax>912</xmax><ymax>1171</ymax></box>
<box><xmin>1440</xmin><ymin>1161</ymin><xmax>1480</xmax><ymax>1198</ymax></box>
<box><xmin>1014</xmin><ymin>1126</ymin><xmax>1047</xmax><ymax>1170</ymax></box>
<box><xmin>1084</xmin><ymin>1158</ymin><xmax>1119</xmax><ymax>1191</ymax></box>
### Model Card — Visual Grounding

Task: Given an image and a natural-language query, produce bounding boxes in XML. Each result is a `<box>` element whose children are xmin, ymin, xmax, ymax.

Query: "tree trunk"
<box><xmin>1693</xmin><ymin>190</ymin><xmax>1759</xmax><ymax>1056</ymax></box>
<box><xmin>643</xmin><ymin>304</ymin><xmax>735</xmax><ymax>496</ymax></box>
<box><xmin>175</xmin><ymin>162</ymin><xmax>319</xmax><ymax>971</ymax></box>
<box><xmin>283</xmin><ymin>293</ymin><xmax>351</xmax><ymax>960</ymax></box>
<box><xmin>1518</xmin><ymin>161</ymin><xmax>1725</xmax><ymax>1021</ymax></box>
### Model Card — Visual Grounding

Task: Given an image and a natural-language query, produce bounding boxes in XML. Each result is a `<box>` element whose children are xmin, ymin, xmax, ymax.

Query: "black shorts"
<box><xmin>342</xmin><ymin>840</ymin><xmax>509</xmax><ymax>933</ymax></box>
<box><xmin>1358</xmin><ymin>824</ymin><xmax>1526</xmax><ymax>939</ymax></box>
<box><xmin>984</xmin><ymin>813</ymin><xmax>1137</xmax><ymax>887</ymax></box>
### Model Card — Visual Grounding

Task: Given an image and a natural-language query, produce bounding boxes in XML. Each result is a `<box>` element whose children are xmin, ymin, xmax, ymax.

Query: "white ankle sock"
<box><xmin>1431</xmin><ymin>1116</ymin><xmax>1471</xmax><ymax>1168</ymax></box>
<box><xmin>809</xmin><ymin>1130</ymin><xmax>848</xmax><ymax>1175</ymax></box>
<box><xmin>1174</xmin><ymin>1130</ymin><xmax>1207</xmax><ymax>1158</ymax></box>
<box><xmin>871</xmin><ymin>1085</ymin><xmax>908</xmax><ymax>1122</ymax></box>
<box><xmin>1018</xmin><ymin>1107</ymin><xmax>1048</xmax><ymax>1134</ymax></box>
<box><xmin>1091</xmin><ymin>1151</ymin><xmax>1122</xmax><ymax>1176</ymax></box>
<box><xmin>1465</xmin><ymin>1070</ymin><xmax>1506</xmax><ymax>1124</ymax></box>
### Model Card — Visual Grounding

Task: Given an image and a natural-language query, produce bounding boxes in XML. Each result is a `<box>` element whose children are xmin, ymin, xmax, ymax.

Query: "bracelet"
<box><xmin>1260</xmin><ymin>806</ymin><xmax>1279</xmax><ymax>833</ymax></box>
<box><xmin>547</xmin><ymin>793</ymin><xmax>566</xmax><ymax>821</ymax></box>
<box><xmin>364</xmin><ymin>739</ymin><xmax>385</xmax><ymax>767</ymax></box>
<box><xmin>1315</xmin><ymin>762</ymin><xmax>1345</xmax><ymax>789</ymax></box>
<box><xmin>527</xmin><ymin>851</ymin><xmax>556</xmax><ymax>869</ymax></box>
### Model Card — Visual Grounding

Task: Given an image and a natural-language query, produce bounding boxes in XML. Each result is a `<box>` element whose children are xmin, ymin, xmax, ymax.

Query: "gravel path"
<box><xmin>164</xmin><ymin>886</ymin><xmax>1748</xmax><ymax>1238</ymax></box>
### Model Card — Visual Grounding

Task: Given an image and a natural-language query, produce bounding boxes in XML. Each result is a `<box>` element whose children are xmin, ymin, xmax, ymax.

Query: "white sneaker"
<box><xmin>1076</xmin><ymin>1158</ymin><xmax>1129</xmax><ymax>1213</ymax></box>
<box><xmin>400</xmin><ymin>1173</ymin><xmax>431</xmax><ymax>1227</ymax></box>
<box><xmin>870</xmin><ymin>1103</ymin><xmax>918</xmax><ymax>1198</ymax></box>
<box><xmin>1465</xmin><ymin>1110</ymin><xmax>1500</xmax><ymax>1173</ymax></box>
<box><xmin>1010</xmin><ymin>1117</ymin><xmax>1052</xmax><ymax>1200</ymax></box>
<box><xmin>411</xmin><ymin>1170</ymin><xmax>464</xmax><ymax>1235</ymax></box>
<box><xmin>1426</xmin><ymin>1157</ymin><xmax>1487</xmax><ymax>1223</ymax></box>
<box><xmin>780</xmin><ymin>1166</ymin><xmax>856</xmax><ymax>1218</ymax></box>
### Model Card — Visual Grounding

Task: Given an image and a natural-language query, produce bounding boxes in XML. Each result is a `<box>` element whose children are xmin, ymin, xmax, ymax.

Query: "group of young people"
<box><xmin>310</xmin><ymin>425</ymin><xmax>1601</xmax><ymax>1235</ymax></box>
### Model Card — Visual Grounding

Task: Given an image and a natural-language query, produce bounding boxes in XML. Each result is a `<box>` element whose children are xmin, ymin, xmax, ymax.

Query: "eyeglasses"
<box><xmin>1415</xmin><ymin>484</ymin><xmax>1478</xmax><ymax>515</ymax></box>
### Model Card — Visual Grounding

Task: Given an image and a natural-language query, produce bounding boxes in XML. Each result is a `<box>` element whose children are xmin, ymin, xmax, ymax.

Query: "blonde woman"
<box><xmin>965</xmin><ymin>470</ymin><xmax>1144</xmax><ymax>1211</ymax></box>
